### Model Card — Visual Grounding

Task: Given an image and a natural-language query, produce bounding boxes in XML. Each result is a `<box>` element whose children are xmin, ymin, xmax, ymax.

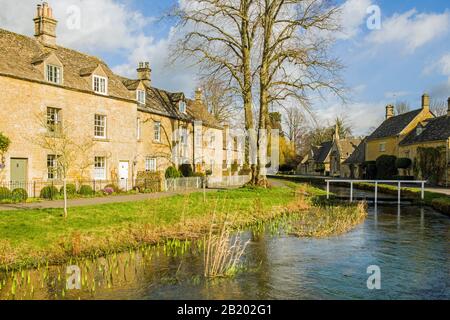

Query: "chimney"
<box><xmin>195</xmin><ymin>88</ymin><xmax>203</xmax><ymax>102</ymax></box>
<box><xmin>34</xmin><ymin>2</ymin><xmax>58</xmax><ymax>47</ymax></box>
<box><xmin>137</xmin><ymin>62</ymin><xmax>151</xmax><ymax>87</ymax></box>
<box><xmin>421</xmin><ymin>93</ymin><xmax>430</xmax><ymax>111</ymax></box>
<box><xmin>447</xmin><ymin>97</ymin><xmax>450</xmax><ymax>117</ymax></box>
<box><xmin>385</xmin><ymin>104</ymin><xmax>394</xmax><ymax>120</ymax></box>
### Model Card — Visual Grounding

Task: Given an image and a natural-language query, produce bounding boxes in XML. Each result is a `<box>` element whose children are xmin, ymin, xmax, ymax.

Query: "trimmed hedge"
<box><xmin>376</xmin><ymin>155</ymin><xmax>398</xmax><ymax>179</ymax></box>
<box><xmin>396</xmin><ymin>158</ymin><xmax>412</xmax><ymax>169</ymax></box>
<box><xmin>11</xmin><ymin>188</ymin><xmax>28</xmax><ymax>203</ymax></box>
<box><xmin>40</xmin><ymin>186</ymin><xmax>59</xmax><ymax>199</ymax></box>
<box><xmin>78</xmin><ymin>185</ymin><xmax>94</xmax><ymax>196</ymax></box>
<box><xmin>165</xmin><ymin>166</ymin><xmax>181</xmax><ymax>179</ymax></box>
<box><xmin>60</xmin><ymin>184</ymin><xmax>77</xmax><ymax>196</ymax></box>
<box><xmin>0</xmin><ymin>187</ymin><xmax>11</xmax><ymax>201</ymax></box>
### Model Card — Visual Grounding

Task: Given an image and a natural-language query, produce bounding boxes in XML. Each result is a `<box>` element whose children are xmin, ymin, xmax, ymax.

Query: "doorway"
<box><xmin>119</xmin><ymin>161</ymin><xmax>129</xmax><ymax>191</ymax></box>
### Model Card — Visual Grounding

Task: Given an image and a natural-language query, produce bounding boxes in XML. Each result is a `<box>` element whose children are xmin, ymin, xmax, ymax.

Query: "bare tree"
<box><xmin>198</xmin><ymin>77</ymin><xmax>238</xmax><ymax>123</ymax></box>
<box><xmin>431</xmin><ymin>98</ymin><xmax>447</xmax><ymax>116</ymax></box>
<box><xmin>35</xmin><ymin>112</ymin><xmax>95</xmax><ymax>218</ymax></box>
<box><xmin>395</xmin><ymin>100</ymin><xmax>410</xmax><ymax>115</ymax></box>
<box><xmin>256</xmin><ymin>0</ymin><xmax>344</xmax><ymax>184</ymax></box>
<box><xmin>283</xmin><ymin>106</ymin><xmax>305</xmax><ymax>153</ymax></box>
<box><xmin>172</xmin><ymin>0</ymin><xmax>258</xmax><ymax>132</ymax></box>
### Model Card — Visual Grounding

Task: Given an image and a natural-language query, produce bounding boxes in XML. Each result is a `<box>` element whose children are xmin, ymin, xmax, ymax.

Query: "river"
<box><xmin>1</xmin><ymin>187</ymin><xmax>449</xmax><ymax>300</ymax></box>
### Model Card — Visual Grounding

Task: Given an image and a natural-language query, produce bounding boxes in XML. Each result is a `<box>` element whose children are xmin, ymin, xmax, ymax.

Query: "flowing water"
<box><xmin>1</xmin><ymin>187</ymin><xmax>449</xmax><ymax>300</ymax></box>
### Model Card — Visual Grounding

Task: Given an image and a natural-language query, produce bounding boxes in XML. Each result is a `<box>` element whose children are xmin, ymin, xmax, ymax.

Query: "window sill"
<box><xmin>93</xmin><ymin>137</ymin><xmax>110</xmax><ymax>142</ymax></box>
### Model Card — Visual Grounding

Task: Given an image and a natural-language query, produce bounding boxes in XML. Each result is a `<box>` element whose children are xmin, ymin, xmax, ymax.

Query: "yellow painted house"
<box><xmin>366</xmin><ymin>94</ymin><xmax>434</xmax><ymax>161</ymax></box>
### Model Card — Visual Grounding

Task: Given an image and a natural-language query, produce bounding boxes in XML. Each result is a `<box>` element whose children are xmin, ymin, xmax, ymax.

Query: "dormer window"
<box><xmin>93</xmin><ymin>75</ymin><xmax>108</xmax><ymax>95</ymax></box>
<box><xmin>137</xmin><ymin>90</ymin><xmax>146</xmax><ymax>104</ymax></box>
<box><xmin>416</xmin><ymin>127</ymin><xmax>423</xmax><ymax>136</ymax></box>
<box><xmin>46</xmin><ymin>64</ymin><xmax>61</xmax><ymax>84</ymax></box>
<box><xmin>179</xmin><ymin>101</ymin><xmax>186</xmax><ymax>113</ymax></box>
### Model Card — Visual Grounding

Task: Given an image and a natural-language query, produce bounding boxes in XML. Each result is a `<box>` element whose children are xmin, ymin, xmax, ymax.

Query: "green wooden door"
<box><xmin>10</xmin><ymin>158</ymin><xmax>28</xmax><ymax>182</ymax></box>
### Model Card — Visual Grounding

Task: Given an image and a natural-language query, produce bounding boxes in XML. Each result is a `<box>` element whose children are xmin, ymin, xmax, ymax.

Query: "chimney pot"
<box><xmin>195</xmin><ymin>88</ymin><xmax>203</xmax><ymax>102</ymax></box>
<box><xmin>34</xmin><ymin>2</ymin><xmax>57</xmax><ymax>47</ymax></box>
<box><xmin>422</xmin><ymin>93</ymin><xmax>430</xmax><ymax>110</ymax></box>
<box><xmin>385</xmin><ymin>104</ymin><xmax>394</xmax><ymax>120</ymax></box>
<box><xmin>447</xmin><ymin>97</ymin><xmax>450</xmax><ymax>117</ymax></box>
<box><xmin>137</xmin><ymin>61</ymin><xmax>151</xmax><ymax>86</ymax></box>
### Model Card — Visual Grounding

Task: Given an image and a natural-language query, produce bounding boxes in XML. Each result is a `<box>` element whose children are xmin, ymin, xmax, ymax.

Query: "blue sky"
<box><xmin>1</xmin><ymin>0</ymin><xmax>449</xmax><ymax>135</ymax></box>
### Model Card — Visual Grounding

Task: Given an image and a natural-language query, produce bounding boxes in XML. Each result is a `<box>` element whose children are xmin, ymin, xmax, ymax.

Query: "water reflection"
<box><xmin>1</xmin><ymin>204</ymin><xmax>449</xmax><ymax>300</ymax></box>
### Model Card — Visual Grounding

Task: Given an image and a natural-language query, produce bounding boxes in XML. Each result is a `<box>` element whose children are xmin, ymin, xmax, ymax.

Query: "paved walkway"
<box><xmin>0</xmin><ymin>188</ymin><xmax>219</xmax><ymax>211</ymax></box>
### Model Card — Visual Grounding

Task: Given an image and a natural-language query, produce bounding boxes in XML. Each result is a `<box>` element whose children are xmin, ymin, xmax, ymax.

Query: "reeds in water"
<box><xmin>203</xmin><ymin>214</ymin><xmax>249</xmax><ymax>279</ymax></box>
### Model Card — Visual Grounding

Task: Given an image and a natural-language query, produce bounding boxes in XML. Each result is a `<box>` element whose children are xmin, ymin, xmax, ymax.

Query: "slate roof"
<box><xmin>119</xmin><ymin>75</ymin><xmax>190</xmax><ymax>120</ymax></box>
<box><xmin>315</xmin><ymin>141</ymin><xmax>332</xmax><ymax>163</ymax></box>
<box><xmin>399</xmin><ymin>116</ymin><xmax>450</xmax><ymax>146</ymax></box>
<box><xmin>367</xmin><ymin>109</ymin><xmax>422</xmax><ymax>141</ymax></box>
<box><xmin>343</xmin><ymin>139</ymin><xmax>366</xmax><ymax>164</ymax></box>
<box><xmin>0</xmin><ymin>28</ymin><xmax>133</xmax><ymax>101</ymax></box>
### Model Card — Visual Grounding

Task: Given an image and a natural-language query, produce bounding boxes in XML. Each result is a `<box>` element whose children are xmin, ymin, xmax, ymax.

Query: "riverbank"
<box><xmin>272</xmin><ymin>175</ymin><xmax>450</xmax><ymax>216</ymax></box>
<box><xmin>0</xmin><ymin>181</ymin><xmax>367</xmax><ymax>271</ymax></box>
<box><xmin>354</xmin><ymin>182</ymin><xmax>450</xmax><ymax>216</ymax></box>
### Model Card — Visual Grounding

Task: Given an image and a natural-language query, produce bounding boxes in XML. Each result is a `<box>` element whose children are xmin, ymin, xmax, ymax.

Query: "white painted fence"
<box><xmin>326</xmin><ymin>179</ymin><xmax>427</xmax><ymax>205</ymax></box>
<box><xmin>164</xmin><ymin>175</ymin><xmax>250</xmax><ymax>192</ymax></box>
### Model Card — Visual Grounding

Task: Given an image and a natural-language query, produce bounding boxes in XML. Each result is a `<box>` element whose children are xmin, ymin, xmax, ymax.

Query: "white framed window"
<box><xmin>94</xmin><ymin>156</ymin><xmax>106</xmax><ymax>180</ymax></box>
<box><xmin>379</xmin><ymin>142</ymin><xmax>386</xmax><ymax>152</ymax></box>
<box><xmin>137</xmin><ymin>90</ymin><xmax>146</xmax><ymax>104</ymax></box>
<box><xmin>94</xmin><ymin>114</ymin><xmax>107</xmax><ymax>139</ymax></box>
<box><xmin>154</xmin><ymin>121</ymin><xmax>161</xmax><ymax>142</ymax></box>
<box><xmin>137</xmin><ymin>118</ymin><xmax>141</xmax><ymax>140</ymax></box>
<box><xmin>179</xmin><ymin>101</ymin><xmax>186</xmax><ymax>113</ymax></box>
<box><xmin>93</xmin><ymin>75</ymin><xmax>108</xmax><ymax>95</ymax></box>
<box><xmin>47</xmin><ymin>155</ymin><xmax>60</xmax><ymax>180</ymax></box>
<box><xmin>180</xmin><ymin>127</ymin><xmax>188</xmax><ymax>145</ymax></box>
<box><xmin>46</xmin><ymin>65</ymin><xmax>61</xmax><ymax>84</ymax></box>
<box><xmin>47</xmin><ymin>107</ymin><xmax>61</xmax><ymax>132</ymax></box>
<box><xmin>145</xmin><ymin>157</ymin><xmax>157</xmax><ymax>172</ymax></box>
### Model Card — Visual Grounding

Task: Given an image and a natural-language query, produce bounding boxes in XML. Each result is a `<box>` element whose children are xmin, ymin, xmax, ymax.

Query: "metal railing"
<box><xmin>0</xmin><ymin>178</ymin><xmax>161</xmax><ymax>199</ymax></box>
<box><xmin>207</xmin><ymin>175</ymin><xmax>250</xmax><ymax>188</ymax></box>
<box><xmin>165</xmin><ymin>177</ymin><xmax>203</xmax><ymax>192</ymax></box>
<box><xmin>325</xmin><ymin>179</ymin><xmax>427</xmax><ymax>204</ymax></box>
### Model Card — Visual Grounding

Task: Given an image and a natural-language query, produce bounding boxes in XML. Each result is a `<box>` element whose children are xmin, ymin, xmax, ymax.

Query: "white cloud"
<box><xmin>337</xmin><ymin>0</ymin><xmax>373</xmax><ymax>40</ymax></box>
<box><xmin>366</xmin><ymin>9</ymin><xmax>450</xmax><ymax>53</ymax></box>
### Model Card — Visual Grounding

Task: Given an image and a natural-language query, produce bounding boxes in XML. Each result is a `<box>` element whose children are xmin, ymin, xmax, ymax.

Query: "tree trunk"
<box><xmin>63</xmin><ymin>178</ymin><xmax>68</xmax><ymax>219</ymax></box>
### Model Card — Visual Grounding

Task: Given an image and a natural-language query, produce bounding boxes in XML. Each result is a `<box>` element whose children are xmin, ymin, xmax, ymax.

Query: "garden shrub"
<box><xmin>135</xmin><ymin>171</ymin><xmax>162</xmax><ymax>193</ymax></box>
<box><xmin>205</xmin><ymin>169</ymin><xmax>212</xmax><ymax>176</ymax></box>
<box><xmin>376</xmin><ymin>155</ymin><xmax>398</xmax><ymax>179</ymax></box>
<box><xmin>363</xmin><ymin>161</ymin><xmax>377</xmax><ymax>179</ymax></box>
<box><xmin>60</xmin><ymin>184</ymin><xmax>77</xmax><ymax>196</ymax></box>
<box><xmin>179</xmin><ymin>164</ymin><xmax>194</xmax><ymax>177</ymax></box>
<box><xmin>395</xmin><ymin>158</ymin><xmax>412</xmax><ymax>169</ymax></box>
<box><xmin>40</xmin><ymin>186</ymin><xmax>59</xmax><ymax>199</ymax></box>
<box><xmin>103</xmin><ymin>187</ymin><xmax>114</xmax><ymax>195</ymax></box>
<box><xmin>165</xmin><ymin>166</ymin><xmax>181</xmax><ymax>179</ymax></box>
<box><xmin>279</xmin><ymin>163</ymin><xmax>295</xmax><ymax>172</ymax></box>
<box><xmin>104</xmin><ymin>184</ymin><xmax>120</xmax><ymax>193</ymax></box>
<box><xmin>79</xmin><ymin>185</ymin><xmax>94</xmax><ymax>196</ymax></box>
<box><xmin>0</xmin><ymin>187</ymin><xmax>11</xmax><ymax>201</ymax></box>
<box><xmin>11</xmin><ymin>188</ymin><xmax>28</xmax><ymax>203</ymax></box>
